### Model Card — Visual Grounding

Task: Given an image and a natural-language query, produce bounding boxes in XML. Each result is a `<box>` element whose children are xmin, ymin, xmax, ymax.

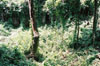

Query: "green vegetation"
<box><xmin>0</xmin><ymin>21</ymin><xmax>100</xmax><ymax>66</ymax></box>
<box><xmin>0</xmin><ymin>0</ymin><xmax>100</xmax><ymax>66</ymax></box>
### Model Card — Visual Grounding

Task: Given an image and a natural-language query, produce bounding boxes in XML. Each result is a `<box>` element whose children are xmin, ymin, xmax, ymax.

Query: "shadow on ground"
<box><xmin>0</xmin><ymin>45</ymin><xmax>36</xmax><ymax>66</ymax></box>
<box><xmin>69</xmin><ymin>28</ymin><xmax>100</xmax><ymax>65</ymax></box>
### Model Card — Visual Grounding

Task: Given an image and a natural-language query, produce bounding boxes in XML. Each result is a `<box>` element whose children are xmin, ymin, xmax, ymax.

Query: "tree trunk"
<box><xmin>93</xmin><ymin>0</ymin><xmax>98</xmax><ymax>45</ymax></box>
<box><xmin>77</xmin><ymin>20</ymin><xmax>79</xmax><ymax>44</ymax></box>
<box><xmin>28</xmin><ymin>0</ymin><xmax>39</xmax><ymax>56</ymax></box>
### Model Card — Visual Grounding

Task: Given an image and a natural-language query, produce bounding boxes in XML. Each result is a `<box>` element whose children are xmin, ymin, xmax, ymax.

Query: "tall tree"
<box><xmin>28</xmin><ymin>0</ymin><xmax>39</xmax><ymax>57</ymax></box>
<box><xmin>92</xmin><ymin>0</ymin><xmax>98</xmax><ymax>45</ymax></box>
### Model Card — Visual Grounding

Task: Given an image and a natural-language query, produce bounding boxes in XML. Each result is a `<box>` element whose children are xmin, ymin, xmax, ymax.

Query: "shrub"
<box><xmin>0</xmin><ymin>45</ymin><xmax>36</xmax><ymax>66</ymax></box>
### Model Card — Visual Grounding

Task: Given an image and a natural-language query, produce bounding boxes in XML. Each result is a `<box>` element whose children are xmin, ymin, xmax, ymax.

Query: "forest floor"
<box><xmin>0</xmin><ymin>19</ymin><xmax>100</xmax><ymax>66</ymax></box>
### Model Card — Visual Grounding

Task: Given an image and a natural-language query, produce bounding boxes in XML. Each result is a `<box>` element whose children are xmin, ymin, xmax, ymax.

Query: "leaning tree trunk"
<box><xmin>92</xmin><ymin>0</ymin><xmax>98</xmax><ymax>45</ymax></box>
<box><xmin>28</xmin><ymin>0</ymin><xmax>39</xmax><ymax>56</ymax></box>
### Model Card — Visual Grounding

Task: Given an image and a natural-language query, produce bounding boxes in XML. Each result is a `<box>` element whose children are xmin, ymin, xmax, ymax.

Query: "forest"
<box><xmin>0</xmin><ymin>0</ymin><xmax>100</xmax><ymax>66</ymax></box>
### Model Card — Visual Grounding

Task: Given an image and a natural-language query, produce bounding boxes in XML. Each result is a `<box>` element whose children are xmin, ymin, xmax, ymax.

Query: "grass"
<box><xmin>0</xmin><ymin>24</ymin><xmax>10</xmax><ymax>36</ymax></box>
<box><xmin>0</xmin><ymin>21</ymin><xmax>100</xmax><ymax>66</ymax></box>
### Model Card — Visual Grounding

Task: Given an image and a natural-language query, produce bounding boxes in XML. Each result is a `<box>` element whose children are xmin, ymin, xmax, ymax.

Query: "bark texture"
<box><xmin>28</xmin><ymin>0</ymin><xmax>39</xmax><ymax>55</ymax></box>
<box><xmin>93</xmin><ymin>0</ymin><xmax>98</xmax><ymax>44</ymax></box>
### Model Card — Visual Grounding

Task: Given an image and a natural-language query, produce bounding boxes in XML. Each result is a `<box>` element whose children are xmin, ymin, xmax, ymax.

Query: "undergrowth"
<box><xmin>0</xmin><ymin>22</ymin><xmax>100</xmax><ymax>66</ymax></box>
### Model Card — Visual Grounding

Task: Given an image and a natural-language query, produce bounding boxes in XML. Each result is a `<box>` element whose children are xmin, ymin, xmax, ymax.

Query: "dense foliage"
<box><xmin>0</xmin><ymin>22</ymin><xmax>100</xmax><ymax>66</ymax></box>
<box><xmin>0</xmin><ymin>0</ymin><xmax>96</xmax><ymax>27</ymax></box>
<box><xmin>0</xmin><ymin>0</ymin><xmax>100</xmax><ymax>66</ymax></box>
<box><xmin>0</xmin><ymin>45</ymin><xmax>35</xmax><ymax>66</ymax></box>
<box><xmin>0</xmin><ymin>0</ymin><xmax>29</xmax><ymax>27</ymax></box>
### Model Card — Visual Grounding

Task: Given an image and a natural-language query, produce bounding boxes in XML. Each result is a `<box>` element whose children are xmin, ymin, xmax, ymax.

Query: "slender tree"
<box><xmin>28</xmin><ymin>0</ymin><xmax>39</xmax><ymax>57</ymax></box>
<box><xmin>73</xmin><ymin>0</ymin><xmax>80</xmax><ymax>47</ymax></box>
<box><xmin>93</xmin><ymin>0</ymin><xmax>98</xmax><ymax>45</ymax></box>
